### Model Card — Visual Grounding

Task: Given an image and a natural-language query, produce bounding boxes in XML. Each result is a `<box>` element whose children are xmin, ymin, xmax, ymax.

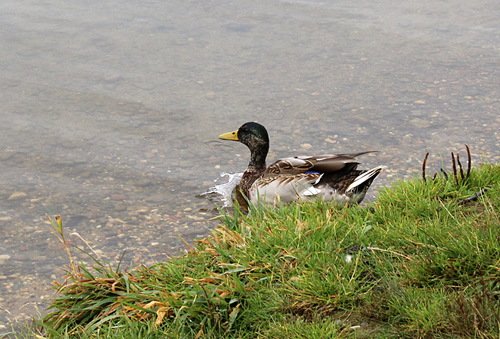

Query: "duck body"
<box><xmin>219</xmin><ymin>122</ymin><xmax>384</xmax><ymax>209</ymax></box>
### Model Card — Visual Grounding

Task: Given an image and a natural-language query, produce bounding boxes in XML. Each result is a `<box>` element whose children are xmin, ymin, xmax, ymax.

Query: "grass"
<box><xmin>30</xmin><ymin>164</ymin><xmax>500</xmax><ymax>338</ymax></box>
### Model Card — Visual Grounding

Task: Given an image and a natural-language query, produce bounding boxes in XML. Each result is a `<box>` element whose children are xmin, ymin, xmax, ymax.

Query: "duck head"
<box><xmin>219</xmin><ymin>121</ymin><xmax>269</xmax><ymax>170</ymax></box>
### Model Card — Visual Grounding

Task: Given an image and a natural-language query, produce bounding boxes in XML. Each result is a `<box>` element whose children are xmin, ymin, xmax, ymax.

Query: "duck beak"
<box><xmin>218</xmin><ymin>130</ymin><xmax>239</xmax><ymax>141</ymax></box>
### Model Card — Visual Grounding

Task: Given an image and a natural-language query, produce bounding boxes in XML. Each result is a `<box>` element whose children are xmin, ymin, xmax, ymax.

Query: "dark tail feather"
<box><xmin>346</xmin><ymin>166</ymin><xmax>385</xmax><ymax>194</ymax></box>
<box><xmin>337</xmin><ymin>151</ymin><xmax>378</xmax><ymax>158</ymax></box>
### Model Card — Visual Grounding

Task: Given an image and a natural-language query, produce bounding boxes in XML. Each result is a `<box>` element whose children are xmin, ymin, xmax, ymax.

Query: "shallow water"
<box><xmin>0</xmin><ymin>0</ymin><xmax>499</xmax><ymax>329</ymax></box>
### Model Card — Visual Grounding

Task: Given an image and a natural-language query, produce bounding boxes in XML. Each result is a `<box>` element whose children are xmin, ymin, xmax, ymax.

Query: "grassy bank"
<box><xmin>35</xmin><ymin>164</ymin><xmax>499</xmax><ymax>338</ymax></box>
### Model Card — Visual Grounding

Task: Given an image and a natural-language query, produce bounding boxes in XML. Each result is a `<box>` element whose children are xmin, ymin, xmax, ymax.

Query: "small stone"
<box><xmin>135</xmin><ymin>207</ymin><xmax>149</xmax><ymax>214</ymax></box>
<box><xmin>301</xmin><ymin>143</ymin><xmax>312</xmax><ymax>150</ymax></box>
<box><xmin>0</xmin><ymin>254</ymin><xmax>11</xmax><ymax>263</ymax></box>
<box><xmin>8</xmin><ymin>192</ymin><xmax>27</xmax><ymax>200</ymax></box>
<box><xmin>410</xmin><ymin>118</ymin><xmax>431</xmax><ymax>128</ymax></box>
<box><xmin>414</xmin><ymin>99</ymin><xmax>426</xmax><ymax>104</ymax></box>
<box><xmin>150</xmin><ymin>214</ymin><xmax>162</xmax><ymax>223</ymax></box>
<box><xmin>0</xmin><ymin>216</ymin><xmax>12</xmax><ymax>222</ymax></box>
<box><xmin>111</xmin><ymin>194</ymin><xmax>127</xmax><ymax>201</ymax></box>
<box><xmin>187</xmin><ymin>215</ymin><xmax>204</xmax><ymax>221</ymax></box>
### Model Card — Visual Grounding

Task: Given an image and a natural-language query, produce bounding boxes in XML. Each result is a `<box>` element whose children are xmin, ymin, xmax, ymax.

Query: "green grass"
<box><xmin>33</xmin><ymin>164</ymin><xmax>499</xmax><ymax>338</ymax></box>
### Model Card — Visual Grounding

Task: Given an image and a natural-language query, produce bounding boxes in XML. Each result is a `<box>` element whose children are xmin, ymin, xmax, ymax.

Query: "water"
<box><xmin>201</xmin><ymin>172</ymin><xmax>243</xmax><ymax>207</ymax></box>
<box><xmin>0</xmin><ymin>0</ymin><xmax>499</xmax><ymax>329</ymax></box>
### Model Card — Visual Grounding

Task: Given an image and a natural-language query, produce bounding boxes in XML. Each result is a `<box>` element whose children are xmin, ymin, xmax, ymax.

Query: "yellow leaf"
<box><xmin>155</xmin><ymin>306</ymin><xmax>170</xmax><ymax>326</ymax></box>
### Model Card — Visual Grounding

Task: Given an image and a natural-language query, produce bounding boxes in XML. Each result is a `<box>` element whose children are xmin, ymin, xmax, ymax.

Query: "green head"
<box><xmin>219</xmin><ymin>122</ymin><xmax>269</xmax><ymax>168</ymax></box>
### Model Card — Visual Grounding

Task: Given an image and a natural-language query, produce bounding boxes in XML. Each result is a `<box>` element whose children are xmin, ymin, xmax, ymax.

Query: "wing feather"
<box><xmin>250</xmin><ymin>173</ymin><xmax>322</xmax><ymax>204</ymax></box>
<box><xmin>266</xmin><ymin>151</ymin><xmax>376</xmax><ymax>175</ymax></box>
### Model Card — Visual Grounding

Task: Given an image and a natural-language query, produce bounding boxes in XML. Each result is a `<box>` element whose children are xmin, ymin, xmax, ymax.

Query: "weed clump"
<box><xmin>37</xmin><ymin>164</ymin><xmax>499</xmax><ymax>338</ymax></box>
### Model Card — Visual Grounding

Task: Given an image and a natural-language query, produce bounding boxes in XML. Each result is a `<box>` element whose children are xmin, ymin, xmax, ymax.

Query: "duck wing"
<box><xmin>265</xmin><ymin>151</ymin><xmax>376</xmax><ymax>176</ymax></box>
<box><xmin>250</xmin><ymin>173</ymin><xmax>323</xmax><ymax>204</ymax></box>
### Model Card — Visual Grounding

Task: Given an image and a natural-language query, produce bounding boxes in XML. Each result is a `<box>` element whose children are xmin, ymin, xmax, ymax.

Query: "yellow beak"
<box><xmin>218</xmin><ymin>130</ymin><xmax>239</xmax><ymax>141</ymax></box>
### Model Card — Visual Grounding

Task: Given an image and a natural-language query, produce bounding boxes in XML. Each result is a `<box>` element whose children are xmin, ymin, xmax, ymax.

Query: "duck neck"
<box><xmin>248</xmin><ymin>143</ymin><xmax>268</xmax><ymax>172</ymax></box>
<box><xmin>239</xmin><ymin>143</ymin><xmax>268</xmax><ymax>195</ymax></box>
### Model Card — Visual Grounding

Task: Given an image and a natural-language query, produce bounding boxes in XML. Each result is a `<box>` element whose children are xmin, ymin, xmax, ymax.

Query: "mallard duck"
<box><xmin>219</xmin><ymin>122</ymin><xmax>384</xmax><ymax>209</ymax></box>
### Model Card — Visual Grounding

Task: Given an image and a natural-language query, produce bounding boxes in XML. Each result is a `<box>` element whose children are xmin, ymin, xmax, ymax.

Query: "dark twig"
<box><xmin>465</xmin><ymin>144</ymin><xmax>472</xmax><ymax>180</ymax></box>
<box><xmin>422</xmin><ymin>146</ymin><xmax>474</xmax><ymax>185</ymax></box>
<box><xmin>457</xmin><ymin>153</ymin><xmax>464</xmax><ymax>181</ymax></box>
<box><xmin>440</xmin><ymin>168</ymin><xmax>448</xmax><ymax>180</ymax></box>
<box><xmin>459</xmin><ymin>188</ymin><xmax>489</xmax><ymax>205</ymax></box>
<box><xmin>451</xmin><ymin>152</ymin><xmax>459</xmax><ymax>185</ymax></box>
<box><xmin>422</xmin><ymin>152</ymin><xmax>429</xmax><ymax>182</ymax></box>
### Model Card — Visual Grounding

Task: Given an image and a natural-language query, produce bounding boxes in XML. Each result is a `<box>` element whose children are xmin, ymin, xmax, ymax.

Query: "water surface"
<box><xmin>0</xmin><ymin>0</ymin><xmax>498</xmax><ymax>328</ymax></box>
